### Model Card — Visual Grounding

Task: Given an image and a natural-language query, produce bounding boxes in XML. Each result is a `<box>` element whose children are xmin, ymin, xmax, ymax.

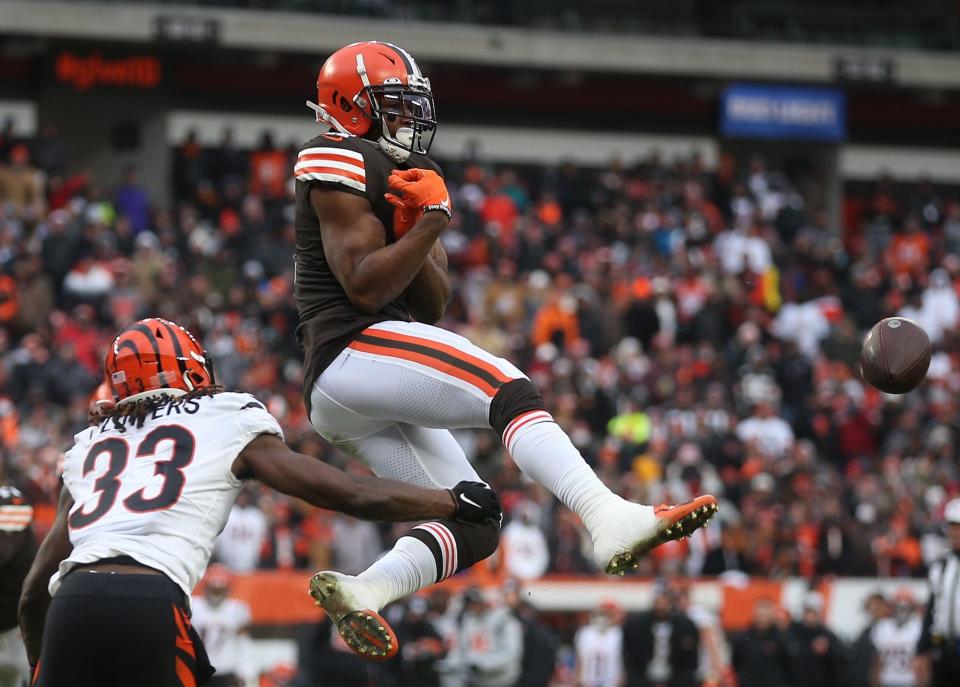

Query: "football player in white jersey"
<box><xmin>190</xmin><ymin>566</ymin><xmax>252</xmax><ymax>687</ymax></box>
<box><xmin>17</xmin><ymin>318</ymin><xmax>502</xmax><ymax>687</ymax></box>
<box><xmin>574</xmin><ymin>600</ymin><xmax>624</xmax><ymax>687</ymax></box>
<box><xmin>871</xmin><ymin>589</ymin><xmax>922</xmax><ymax>687</ymax></box>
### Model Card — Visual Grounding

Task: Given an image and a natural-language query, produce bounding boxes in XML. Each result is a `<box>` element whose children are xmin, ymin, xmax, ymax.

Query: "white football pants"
<box><xmin>309</xmin><ymin>321</ymin><xmax>526</xmax><ymax>489</ymax></box>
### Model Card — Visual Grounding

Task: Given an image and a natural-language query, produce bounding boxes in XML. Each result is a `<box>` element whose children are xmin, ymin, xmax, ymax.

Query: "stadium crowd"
<box><xmin>1</xmin><ymin>120</ymin><xmax>960</xmax><ymax>588</ymax></box>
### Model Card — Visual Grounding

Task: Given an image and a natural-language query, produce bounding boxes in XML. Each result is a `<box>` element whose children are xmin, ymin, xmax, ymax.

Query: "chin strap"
<box><xmin>379</xmin><ymin>129</ymin><xmax>414</xmax><ymax>162</ymax></box>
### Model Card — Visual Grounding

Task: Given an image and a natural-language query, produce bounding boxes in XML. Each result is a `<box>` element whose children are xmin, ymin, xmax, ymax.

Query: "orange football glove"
<box><xmin>387</xmin><ymin>168</ymin><xmax>453</xmax><ymax>220</ymax></box>
<box><xmin>384</xmin><ymin>192</ymin><xmax>419</xmax><ymax>238</ymax></box>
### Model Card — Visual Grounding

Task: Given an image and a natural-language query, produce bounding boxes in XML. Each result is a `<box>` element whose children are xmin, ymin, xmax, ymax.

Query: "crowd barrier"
<box><xmin>224</xmin><ymin>570</ymin><xmax>930</xmax><ymax>641</ymax></box>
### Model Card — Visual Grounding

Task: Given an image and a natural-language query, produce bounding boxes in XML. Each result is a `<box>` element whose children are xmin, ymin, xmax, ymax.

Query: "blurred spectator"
<box><xmin>215</xmin><ymin>490</ymin><xmax>267</xmax><ymax>572</ymax></box>
<box><xmin>787</xmin><ymin>593</ymin><xmax>847</xmax><ymax>687</ymax></box>
<box><xmin>715</xmin><ymin>222</ymin><xmax>772</xmax><ymax>275</ymax></box>
<box><xmin>870</xmin><ymin>590</ymin><xmax>921</xmax><ymax>687</ymax></box>
<box><xmin>0</xmin><ymin>143</ymin><xmax>44</xmax><ymax>217</ymax></box>
<box><xmin>503</xmin><ymin>580</ymin><xmax>558</xmax><ymax>687</ymax></box>
<box><xmin>174</xmin><ymin>129</ymin><xmax>205</xmax><ymax>200</ymax></box>
<box><xmin>531</xmin><ymin>287</ymin><xmax>579</xmax><ymax>349</ymax></box>
<box><xmin>248</xmin><ymin>132</ymin><xmax>287</xmax><ymax>202</ymax></box>
<box><xmin>212</xmin><ymin>127</ymin><xmax>248</xmax><ymax>191</ymax></box>
<box><xmin>731</xmin><ymin>598</ymin><xmax>793</xmax><ymax>687</ymax></box>
<box><xmin>393</xmin><ymin>597</ymin><xmax>446</xmax><ymax>687</ymax></box>
<box><xmin>293</xmin><ymin>616</ymin><xmax>374</xmax><ymax>687</ymax></box>
<box><xmin>114</xmin><ymin>164</ymin><xmax>150</xmax><ymax>234</ymax></box>
<box><xmin>574</xmin><ymin>600</ymin><xmax>623</xmax><ymax>687</ymax></box>
<box><xmin>622</xmin><ymin>587</ymin><xmax>699</xmax><ymax>687</ymax></box>
<box><xmin>502</xmin><ymin>500</ymin><xmax>550</xmax><ymax>580</ymax></box>
<box><xmin>702</xmin><ymin>527</ymin><xmax>747</xmax><ymax>575</ymax></box>
<box><xmin>190</xmin><ymin>565</ymin><xmax>254</xmax><ymax>687</ymax></box>
<box><xmin>847</xmin><ymin>592</ymin><xmax>889</xmax><ymax>687</ymax></box>
<box><xmin>736</xmin><ymin>401</ymin><xmax>794</xmax><ymax>459</ymax></box>
<box><xmin>0</xmin><ymin>118</ymin><xmax>17</xmax><ymax>163</ymax></box>
<box><xmin>11</xmin><ymin>256</ymin><xmax>54</xmax><ymax>335</ymax></box>
<box><xmin>674</xmin><ymin>584</ymin><xmax>733</xmax><ymax>687</ymax></box>
<box><xmin>329</xmin><ymin>514</ymin><xmax>382</xmax><ymax>575</ymax></box>
<box><xmin>31</xmin><ymin>124</ymin><xmax>66</xmax><ymax>177</ymax></box>
<box><xmin>446</xmin><ymin>587</ymin><xmax>523</xmax><ymax>687</ymax></box>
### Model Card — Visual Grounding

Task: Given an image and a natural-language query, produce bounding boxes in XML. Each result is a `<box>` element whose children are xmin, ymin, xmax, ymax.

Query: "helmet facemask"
<box><xmin>369</xmin><ymin>77</ymin><xmax>436</xmax><ymax>162</ymax></box>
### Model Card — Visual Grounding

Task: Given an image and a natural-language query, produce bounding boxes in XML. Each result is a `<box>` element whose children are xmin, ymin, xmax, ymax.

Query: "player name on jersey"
<box><xmin>94</xmin><ymin>397</ymin><xmax>202</xmax><ymax>433</ymax></box>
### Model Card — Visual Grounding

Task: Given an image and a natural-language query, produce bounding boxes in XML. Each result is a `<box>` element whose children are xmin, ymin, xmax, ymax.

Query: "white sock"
<box><xmin>503</xmin><ymin>411</ymin><xmax>622</xmax><ymax>536</ymax></box>
<box><xmin>357</xmin><ymin>535</ymin><xmax>437</xmax><ymax>610</ymax></box>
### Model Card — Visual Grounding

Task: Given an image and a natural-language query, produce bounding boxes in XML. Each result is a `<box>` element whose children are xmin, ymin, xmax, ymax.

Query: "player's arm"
<box><xmin>312</xmin><ymin>187</ymin><xmax>448</xmax><ymax>315</ymax></box>
<box><xmin>19</xmin><ymin>485</ymin><xmax>74</xmax><ymax>666</ymax></box>
<box><xmin>232</xmin><ymin>433</ymin><xmax>499</xmax><ymax>523</ymax></box>
<box><xmin>404</xmin><ymin>239</ymin><xmax>452</xmax><ymax>324</ymax></box>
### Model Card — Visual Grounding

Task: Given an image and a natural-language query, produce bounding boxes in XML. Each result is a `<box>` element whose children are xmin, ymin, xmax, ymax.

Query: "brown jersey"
<box><xmin>293</xmin><ymin>132</ymin><xmax>443</xmax><ymax>402</ymax></box>
<box><xmin>0</xmin><ymin>483</ymin><xmax>35</xmax><ymax>632</ymax></box>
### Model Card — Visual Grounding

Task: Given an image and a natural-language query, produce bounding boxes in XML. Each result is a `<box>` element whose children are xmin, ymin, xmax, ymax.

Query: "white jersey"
<box><xmin>52</xmin><ymin>392</ymin><xmax>282</xmax><ymax>597</ymax></box>
<box><xmin>574</xmin><ymin>624</ymin><xmax>623</xmax><ymax>687</ymax></box>
<box><xmin>871</xmin><ymin>617</ymin><xmax>922</xmax><ymax>687</ymax></box>
<box><xmin>190</xmin><ymin>596</ymin><xmax>251</xmax><ymax>674</ymax></box>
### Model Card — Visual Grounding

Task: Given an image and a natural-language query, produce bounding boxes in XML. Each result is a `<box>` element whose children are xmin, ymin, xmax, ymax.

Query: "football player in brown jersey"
<box><xmin>294</xmin><ymin>41</ymin><xmax>718</xmax><ymax>660</ymax></box>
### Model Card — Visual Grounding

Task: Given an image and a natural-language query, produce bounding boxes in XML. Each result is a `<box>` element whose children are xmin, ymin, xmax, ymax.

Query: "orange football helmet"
<box><xmin>204</xmin><ymin>564</ymin><xmax>231</xmax><ymax>591</ymax></box>
<box><xmin>105</xmin><ymin>318</ymin><xmax>215</xmax><ymax>404</ymax></box>
<box><xmin>307</xmin><ymin>41</ymin><xmax>436</xmax><ymax>162</ymax></box>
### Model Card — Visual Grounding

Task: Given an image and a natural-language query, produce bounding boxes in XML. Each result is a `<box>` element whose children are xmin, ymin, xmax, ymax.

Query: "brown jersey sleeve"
<box><xmin>294</xmin><ymin>133</ymin><xmax>369</xmax><ymax>200</ymax></box>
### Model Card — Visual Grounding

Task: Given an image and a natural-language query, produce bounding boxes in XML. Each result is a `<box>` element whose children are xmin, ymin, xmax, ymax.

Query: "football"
<box><xmin>859</xmin><ymin>317</ymin><xmax>931</xmax><ymax>394</ymax></box>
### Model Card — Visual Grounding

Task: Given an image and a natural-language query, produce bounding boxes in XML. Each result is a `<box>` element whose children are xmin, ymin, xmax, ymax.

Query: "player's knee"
<box><xmin>488</xmin><ymin>378</ymin><xmax>546</xmax><ymax>437</ymax></box>
<box><xmin>410</xmin><ymin>518</ymin><xmax>500</xmax><ymax>582</ymax></box>
<box><xmin>447</xmin><ymin>518</ymin><xmax>501</xmax><ymax>572</ymax></box>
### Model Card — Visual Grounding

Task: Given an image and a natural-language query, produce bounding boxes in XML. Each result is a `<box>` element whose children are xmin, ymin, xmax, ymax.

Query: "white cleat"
<box><xmin>591</xmin><ymin>495</ymin><xmax>719</xmax><ymax>575</ymax></box>
<box><xmin>308</xmin><ymin>571</ymin><xmax>398</xmax><ymax>661</ymax></box>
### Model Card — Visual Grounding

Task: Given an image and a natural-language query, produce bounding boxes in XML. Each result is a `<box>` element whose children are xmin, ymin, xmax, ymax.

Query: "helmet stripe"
<box><xmin>128</xmin><ymin>323</ymin><xmax>163</xmax><ymax>372</ymax></box>
<box><xmin>116</xmin><ymin>338</ymin><xmax>142</xmax><ymax>365</ymax></box>
<box><xmin>157</xmin><ymin>319</ymin><xmax>188</xmax><ymax>376</ymax></box>
<box><xmin>382</xmin><ymin>42</ymin><xmax>420</xmax><ymax>78</ymax></box>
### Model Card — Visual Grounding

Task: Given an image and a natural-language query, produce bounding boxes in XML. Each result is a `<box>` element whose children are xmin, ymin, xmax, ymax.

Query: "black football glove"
<box><xmin>450</xmin><ymin>481</ymin><xmax>502</xmax><ymax>525</ymax></box>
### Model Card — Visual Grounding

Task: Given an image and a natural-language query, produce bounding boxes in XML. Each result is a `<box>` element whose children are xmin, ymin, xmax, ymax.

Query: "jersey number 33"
<box><xmin>69</xmin><ymin>425</ymin><xmax>194</xmax><ymax>529</ymax></box>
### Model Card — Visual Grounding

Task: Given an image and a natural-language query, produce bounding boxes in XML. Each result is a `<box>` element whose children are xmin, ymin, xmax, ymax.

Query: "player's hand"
<box><xmin>387</xmin><ymin>168</ymin><xmax>452</xmax><ymax>221</ymax></box>
<box><xmin>87</xmin><ymin>399</ymin><xmax>115</xmax><ymax>424</ymax></box>
<box><xmin>450</xmin><ymin>481</ymin><xmax>502</xmax><ymax>525</ymax></box>
<box><xmin>384</xmin><ymin>191</ymin><xmax>419</xmax><ymax>238</ymax></box>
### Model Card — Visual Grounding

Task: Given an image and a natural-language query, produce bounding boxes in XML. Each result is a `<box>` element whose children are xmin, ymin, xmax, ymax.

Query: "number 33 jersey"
<box><xmin>51</xmin><ymin>392</ymin><xmax>282</xmax><ymax>597</ymax></box>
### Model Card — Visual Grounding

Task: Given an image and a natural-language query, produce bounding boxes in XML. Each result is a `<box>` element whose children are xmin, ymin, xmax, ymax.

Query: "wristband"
<box><xmin>422</xmin><ymin>203</ymin><xmax>452</xmax><ymax>220</ymax></box>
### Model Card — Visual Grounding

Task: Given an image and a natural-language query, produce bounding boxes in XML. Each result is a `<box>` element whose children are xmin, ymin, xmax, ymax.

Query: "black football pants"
<box><xmin>34</xmin><ymin>571</ymin><xmax>213</xmax><ymax>687</ymax></box>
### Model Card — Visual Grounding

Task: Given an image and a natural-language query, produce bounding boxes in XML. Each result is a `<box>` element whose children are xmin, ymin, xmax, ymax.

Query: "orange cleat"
<box><xmin>598</xmin><ymin>495</ymin><xmax>719</xmax><ymax>575</ymax></box>
<box><xmin>308</xmin><ymin>571</ymin><xmax>398</xmax><ymax>661</ymax></box>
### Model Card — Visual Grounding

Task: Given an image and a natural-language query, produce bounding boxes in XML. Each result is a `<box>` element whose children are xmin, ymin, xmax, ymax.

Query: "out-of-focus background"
<box><xmin>2</xmin><ymin>1</ymin><xmax>960</xmax><ymax>685</ymax></box>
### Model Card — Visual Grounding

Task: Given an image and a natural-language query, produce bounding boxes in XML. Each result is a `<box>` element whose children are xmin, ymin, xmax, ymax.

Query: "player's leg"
<box><xmin>312</xmin><ymin>320</ymin><xmax>717</xmax><ymax>574</ymax></box>
<box><xmin>32</xmin><ymin>574</ymin><xmax>110</xmax><ymax>687</ymax></box>
<box><xmin>35</xmin><ymin>572</ymin><xmax>210</xmax><ymax>687</ymax></box>
<box><xmin>308</xmin><ymin>422</ymin><xmax>499</xmax><ymax>660</ymax></box>
<box><xmin>108</xmin><ymin>576</ymin><xmax>211</xmax><ymax>687</ymax></box>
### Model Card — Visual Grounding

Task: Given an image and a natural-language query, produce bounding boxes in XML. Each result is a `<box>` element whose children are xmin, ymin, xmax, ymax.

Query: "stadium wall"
<box><xmin>227</xmin><ymin>572</ymin><xmax>927</xmax><ymax>643</ymax></box>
